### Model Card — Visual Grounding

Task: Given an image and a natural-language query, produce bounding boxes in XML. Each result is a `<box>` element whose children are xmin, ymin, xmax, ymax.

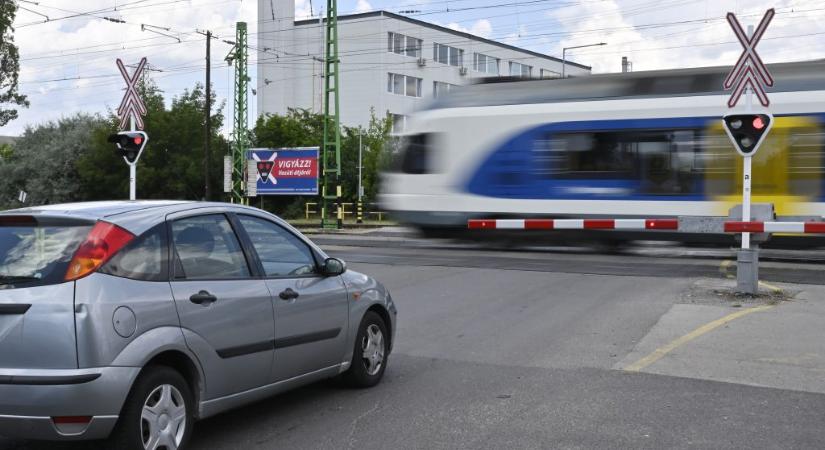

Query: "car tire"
<box><xmin>342</xmin><ymin>311</ymin><xmax>389</xmax><ymax>388</ymax></box>
<box><xmin>109</xmin><ymin>365</ymin><xmax>195</xmax><ymax>450</ymax></box>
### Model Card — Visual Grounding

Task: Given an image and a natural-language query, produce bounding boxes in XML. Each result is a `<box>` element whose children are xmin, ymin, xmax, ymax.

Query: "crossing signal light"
<box><xmin>722</xmin><ymin>113</ymin><xmax>772</xmax><ymax>157</ymax></box>
<box><xmin>107</xmin><ymin>131</ymin><xmax>148</xmax><ymax>164</ymax></box>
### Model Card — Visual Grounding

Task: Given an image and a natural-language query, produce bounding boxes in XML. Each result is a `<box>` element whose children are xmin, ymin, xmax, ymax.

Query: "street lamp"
<box><xmin>562</xmin><ymin>42</ymin><xmax>606</xmax><ymax>78</ymax></box>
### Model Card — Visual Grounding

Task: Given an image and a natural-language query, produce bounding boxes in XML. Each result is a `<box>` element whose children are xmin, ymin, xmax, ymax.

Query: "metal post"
<box><xmin>336</xmin><ymin>185</ymin><xmax>343</xmax><ymax>229</ymax></box>
<box><xmin>357</xmin><ymin>130</ymin><xmax>363</xmax><ymax>224</ymax></box>
<box><xmin>562</xmin><ymin>48</ymin><xmax>566</xmax><ymax>78</ymax></box>
<box><xmin>230</xmin><ymin>22</ymin><xmax>249</xmax><ymax>205</ymax></box>
<box><xmin>742</xmin><ymin>155</ymin><xmax>752</xmax><ymax>249</ymax></box>
<box><xmin>129</xmin><ymin>116</ymin><xmax>136</xmax><ymax>200</ymax></box>
<box><xmin>321</xmin><ymin>0</ymin><xmax>342</xmax><ymax>229</ymax></box>
<box><xmin>737</xmin><ymin>24</ymin><xmax>758</xmax><ymax>294</ymax></box>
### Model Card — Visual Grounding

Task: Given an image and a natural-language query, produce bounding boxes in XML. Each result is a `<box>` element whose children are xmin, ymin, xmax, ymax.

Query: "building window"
<box><xmin>540</xmin><ymin>69</ymin><xmax>560</xmax><ymax>79</ymax></box>
<box><xmin>387</xmin><ymin>73</ymin><xmax>422</xmax><ymax>97</ymax></box>
<box><xmin>433</xmin><ymin>81</ymin><xmax>457</xmax><ymax>98</ymax></box>
<box><xmin>473</xmin><ymin>53</ymin><xmax>499</xmax><ymax>75</ymax></box>
<box><xmin>509</xmin><ymin>61</ymin><xmax>532</xmax><ymax>78</ymax></box>
<box><xmin>433</xmin><ymin>43</ymin><xmax>464</xmax><ymax>67</ymax></box>
<box><xmin>391</xmin><ymin>114</ymin><xmax>407</xmax><ymax>133</ymax></box>
<box><xmin>388</xmin><ymin>32</ymin><xmax>422</xmax><ymax>58</ymax></box>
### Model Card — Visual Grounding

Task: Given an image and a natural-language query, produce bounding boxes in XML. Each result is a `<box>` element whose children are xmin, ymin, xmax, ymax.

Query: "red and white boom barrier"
<box><xmin>468</xmin><ymin>219</ymin><xmax>825</xmax><ymax>234</ymax></box>
<box><xmin>724</xmin><ymin>221</ymin><xmax>825</xmax><ymax>233</ymax></box>
<box><xmin>468</xmin><ymin>219</ymin><xmax>678</xmax><ymax>230</ymax></box>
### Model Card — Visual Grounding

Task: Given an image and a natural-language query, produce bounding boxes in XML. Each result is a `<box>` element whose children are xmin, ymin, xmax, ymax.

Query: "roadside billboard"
<box><xmin>246</xmin><ymin>147</ymin><xmax>319</xmax><ymax>195</ymax></box>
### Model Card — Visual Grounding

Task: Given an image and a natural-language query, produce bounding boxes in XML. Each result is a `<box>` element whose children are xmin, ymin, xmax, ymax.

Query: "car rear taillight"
<box><xmin>64</xmin><ymin>221</ymin><xmax>134</xmax><ymax>281</ymax></box>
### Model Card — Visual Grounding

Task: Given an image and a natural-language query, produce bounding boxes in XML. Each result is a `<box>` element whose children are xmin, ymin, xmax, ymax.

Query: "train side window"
<box><xmin>536</xmin><ymin>129</ymin><xmax>702</xmax><ymax>194</ymax></box>
<box><xmin>637</xmin><ymin>130</ymin><xmax>701</xmax><ymax>195</ymax></box>
<box><xmin>541</xmin><ymin>132</ymin><xmax>636</xmax><ymax>180</ymax></box>
<box><xmin>395</xmin><ymin>133</ymin><xmax>432</xmax><ymax>174</ymax></box>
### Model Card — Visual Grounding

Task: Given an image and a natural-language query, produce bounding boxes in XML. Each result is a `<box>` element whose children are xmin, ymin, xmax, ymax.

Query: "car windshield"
<box><xmin>0</xmin><ymin>217</ymin><xmax>93</xmax><ymax>288</ymax></box>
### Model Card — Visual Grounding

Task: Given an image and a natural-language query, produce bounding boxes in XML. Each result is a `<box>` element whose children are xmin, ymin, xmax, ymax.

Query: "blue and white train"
<box><xmin>379</xmin><ymin>61</ymin><xmax>825</xmax><ymax>241</ymax></box>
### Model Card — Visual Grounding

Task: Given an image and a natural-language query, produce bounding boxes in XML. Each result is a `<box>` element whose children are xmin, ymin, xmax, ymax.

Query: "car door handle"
<box><xmin>279</xmin><ymin>288</ymin><xmax>299</xmax><ymax>301</ymax></box>
<box><xmin>189</xmin><ymin>290</ymin><xmax>217</xmax><ymax>305</ymax></box>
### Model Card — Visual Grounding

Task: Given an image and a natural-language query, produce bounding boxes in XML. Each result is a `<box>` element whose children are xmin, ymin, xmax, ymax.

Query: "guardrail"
<box><xmin>305</xmin><ymin>202</ymin><xmax>387</xmax><ymax>222</ymax></box>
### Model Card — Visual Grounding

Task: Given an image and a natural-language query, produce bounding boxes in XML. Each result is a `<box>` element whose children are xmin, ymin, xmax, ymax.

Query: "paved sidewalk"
<box><xmin>616</xmin><ymin>279</ymin><xmax>825</xmax><ymax>394</ymax></box>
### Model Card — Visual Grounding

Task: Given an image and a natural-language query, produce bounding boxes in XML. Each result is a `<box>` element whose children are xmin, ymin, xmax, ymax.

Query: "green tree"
<box><xmin>0</xmin><ymin>114</ymin><xmax>106</xmax><ymax>209</ymax></box>
<box><xmin>0</xmin><ymin>1</ymin><xmax>29</xmax><ymax>127</ymax></box>
<box><xmin>77</xmin><ymin>81</ymin><xmax>228</xmax><ymax>201</ymax></box>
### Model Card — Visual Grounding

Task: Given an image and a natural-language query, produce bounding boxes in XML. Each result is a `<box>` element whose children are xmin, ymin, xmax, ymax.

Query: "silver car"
<box><xmin>0</xmin><ymin>201</ymin><xmax>396</xmax><ymax>449</ymax></box>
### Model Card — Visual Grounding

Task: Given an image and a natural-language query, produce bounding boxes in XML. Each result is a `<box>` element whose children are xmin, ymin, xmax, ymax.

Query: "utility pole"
<box><xmin>321</xmin><ymin>0</ymin><xmax>342</xmax><ymax>229</ymax></box>
<box><xmin>204</xmin><ymin>30</ymin><xmax>212</xmax><ymax>200</ymax></box>
<box><xmin>225</xmin><ymin>22</ymin><xmax>249</xmax><ymax>205</ymax></box>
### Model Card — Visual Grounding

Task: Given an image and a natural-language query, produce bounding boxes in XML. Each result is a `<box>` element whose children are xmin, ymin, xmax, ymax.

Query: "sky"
<box><xmin>3</xmin><ymin>0</ymin><xmax>824</xmax><ymax>136</ymax></box>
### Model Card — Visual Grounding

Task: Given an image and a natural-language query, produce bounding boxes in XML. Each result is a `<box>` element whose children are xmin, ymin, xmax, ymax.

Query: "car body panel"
<box><xmin>267</xmin><ymin>275</ymin><xmax>350</xmax><ymax>382</ymax></box>
<box><xmin>0</xmin><ymin>366</ymin><xmax>139</xmax><ymax>417</ymax></box>
<box><xmin>171</xmin><ymin>279</ymin><xmax>275</xmax><ymax>399</ymax></box>
<box><xmin>74</xmin><ymin>273</ymin><xmax>180</xmax><ymax>368</ymax></box>
<box><xmin>0</xmin><ymin>282</ymin><xmax>77</xmax><ymax>369</ymax></box>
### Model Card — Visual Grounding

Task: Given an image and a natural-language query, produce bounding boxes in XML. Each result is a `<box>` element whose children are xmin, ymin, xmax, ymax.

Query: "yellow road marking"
<box><xmin>624</xmin><ymin>304</ymin><xmax>775</xmax><ymax>372</ymax></box>
<box><xmin>719</xmin><ymin>260</ymin><xmax>734</xmax><ymax>279</ymax></box>
<box><xmin>758</xmin><ymin>280</ymin><xmax>783</xmax><ymax>294</ymax></box>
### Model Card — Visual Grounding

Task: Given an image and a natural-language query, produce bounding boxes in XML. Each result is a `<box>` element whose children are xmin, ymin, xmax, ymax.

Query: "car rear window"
<box><xmin>0</xmin><ymin>216</ymin><xmax>93</xmax><ymax>289</ymax></box>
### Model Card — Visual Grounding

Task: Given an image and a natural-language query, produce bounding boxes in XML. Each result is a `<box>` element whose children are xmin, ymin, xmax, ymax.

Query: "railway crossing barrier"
<box><xmin>468</xmin><ymin>203</ymin><xmax>825</xmax><ymax>295</ymax></box>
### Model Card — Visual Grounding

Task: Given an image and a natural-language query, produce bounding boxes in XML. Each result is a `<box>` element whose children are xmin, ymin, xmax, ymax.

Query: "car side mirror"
<box><xmin>321</xmin><ymin>257</ymin><xmax>346</xmax><ymax>276</ymax></box>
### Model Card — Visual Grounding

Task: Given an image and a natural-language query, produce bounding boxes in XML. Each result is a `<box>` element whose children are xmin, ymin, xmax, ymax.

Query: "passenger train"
<box><xmin>379</xmin><ymin>61</ymin><xmax>825</xmax><ymax>243</ymax></box>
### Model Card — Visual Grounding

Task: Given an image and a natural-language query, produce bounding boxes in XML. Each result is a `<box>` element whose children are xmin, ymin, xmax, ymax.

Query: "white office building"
<box><xmin>257</xmin><ymin>1</ymin><xmax>592</xmax><ymax>131</ymax></box>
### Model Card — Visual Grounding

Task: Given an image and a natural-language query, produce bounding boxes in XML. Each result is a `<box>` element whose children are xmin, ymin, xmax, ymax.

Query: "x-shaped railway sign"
<box><xmin>116</xmin><ymin>57</ymin><xmax>148</xmax><ymax>130</ymax></box>
<box><xmin>724</xmin><ymin>9</ymin><xmax>774</xmax><ymax>108</ymax></box>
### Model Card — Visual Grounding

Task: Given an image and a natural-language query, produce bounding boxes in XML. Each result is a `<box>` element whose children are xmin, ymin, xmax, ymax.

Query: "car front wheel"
<box><xmin>342</xmin><ymin>311</ymin><xmax>389</xmax><ymax>388</ymax></box>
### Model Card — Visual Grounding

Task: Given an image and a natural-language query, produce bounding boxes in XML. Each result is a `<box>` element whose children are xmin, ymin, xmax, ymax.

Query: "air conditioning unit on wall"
<box><xmin>417</xmin><ymin>58</ymin><xmax>427</xmax><ymax>67</ymax></box>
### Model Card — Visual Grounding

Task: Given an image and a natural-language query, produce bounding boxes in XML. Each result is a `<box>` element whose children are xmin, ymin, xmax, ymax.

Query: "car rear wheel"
<box><xmin>342</xmin><ymin>311</ymin><xmax>389</xmax><ymax>388</ymax></box>
<box><xmin>110</xmin><ymin>366</ymin><xmax>194</xmax><ymax>450</ymax></box>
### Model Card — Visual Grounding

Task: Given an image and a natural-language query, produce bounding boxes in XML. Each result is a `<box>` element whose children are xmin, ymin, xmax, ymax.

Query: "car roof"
<box><xmin>0</xmin><ymin>200</ymin><xmax>279</xmax><ymax>235</ymax></box>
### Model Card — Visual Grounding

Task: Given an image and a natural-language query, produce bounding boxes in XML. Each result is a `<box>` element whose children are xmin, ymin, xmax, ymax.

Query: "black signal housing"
<box><xmin>107</xmin><ymin>131</ymin><xmax>148</xmax><ymax>164</ymax></box>
<box><xmin>722</xmin><ymin>113</ymin><xmax>773</xmax><ymax>157</ymax></box>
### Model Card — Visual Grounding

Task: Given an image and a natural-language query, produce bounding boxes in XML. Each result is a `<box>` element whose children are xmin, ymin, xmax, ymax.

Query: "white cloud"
<box><xmin>7</xmin><ymin>0</ymin><xmax>258</xmax><ymax>136</ymax></box>
<box><xmin>295</xmin><ymin>0</ymin><xmax>313</xmax><ymax>20</ymax></box>
<box><xmin>446</xmin><ymin>19</ymin><xmax>493</xmax><ymax>39</ymax></box>
<box><xmin>502</xmin><ymin>24</ymin><xmax>527</xmax><ymax>47</ymax></box>
<box><xmin>546</xmin><ymin>0</ymin><xmax>825</xmax><ymax>74</ymax></box>
<box><xmin>355</xmin><ymin>0</ymin><xmax>373</xmax><ymax>13</ymax></box>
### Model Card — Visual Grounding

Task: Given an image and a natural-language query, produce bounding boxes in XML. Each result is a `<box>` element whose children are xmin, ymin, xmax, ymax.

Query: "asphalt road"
<box><xmin>2</xmin><ymin>239</ymin><xmax>824</xmax><ymax>449</ymax></box>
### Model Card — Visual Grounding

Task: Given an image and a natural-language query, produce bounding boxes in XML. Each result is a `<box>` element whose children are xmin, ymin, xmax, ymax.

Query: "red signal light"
<box><xmin>133</xmin><ymin>136</ymin><xmax>143</xmax><ymax>145</ymax></box>
<box><xmin>752</xmin><ymin>116</ymin><xmax>765</xmax><ymax>130</ymax></box>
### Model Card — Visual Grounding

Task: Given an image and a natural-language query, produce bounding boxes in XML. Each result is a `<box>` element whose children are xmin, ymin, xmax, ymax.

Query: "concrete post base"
<box><xmin>737</xmin><ymin>248</ymin><xmax>759</xmax><ymax>295</ymax></box>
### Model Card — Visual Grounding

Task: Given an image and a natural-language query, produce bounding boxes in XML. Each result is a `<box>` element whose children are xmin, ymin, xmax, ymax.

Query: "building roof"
<box><xmin>294</xmin><ymin>10</ymin><xmax>591</xmax><ymax>70</ymax></box>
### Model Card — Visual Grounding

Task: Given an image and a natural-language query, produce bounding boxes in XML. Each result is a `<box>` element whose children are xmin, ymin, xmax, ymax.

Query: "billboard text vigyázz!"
<box><xmin>247</xmin><ymin>147</ymin><xmax>319</xmax><ymax>195</ymax></box>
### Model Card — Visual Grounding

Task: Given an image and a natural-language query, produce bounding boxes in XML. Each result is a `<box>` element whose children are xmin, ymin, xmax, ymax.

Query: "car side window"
<box><xmin>237</xmin><ymin>215</ymin><xmax>317</xmax><ymax>277</ymax></box>
<box><xmin>171</xmin><ymin>214</ymin><xmax>250</xmax><ymax>280</ymax></box>
<box><xmin>100</xmin><ymin>224</ymin><xmax>167</xmax><ymax>281</ymax></box>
